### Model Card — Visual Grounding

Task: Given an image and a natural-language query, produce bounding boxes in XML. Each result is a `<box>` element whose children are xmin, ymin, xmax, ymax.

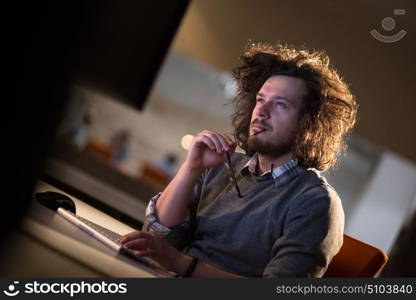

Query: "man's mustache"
<box><xmin>251</xmin><ymin>119</ymin><xmax>272</xmax><ymax>131</ymax></box>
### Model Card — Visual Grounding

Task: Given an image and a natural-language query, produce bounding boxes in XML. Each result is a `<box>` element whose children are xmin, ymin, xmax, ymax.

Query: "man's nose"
<box><xmin>256</xmin><ymin>101</ymin><xmax>271</xmax><ymax>119</ymax></box>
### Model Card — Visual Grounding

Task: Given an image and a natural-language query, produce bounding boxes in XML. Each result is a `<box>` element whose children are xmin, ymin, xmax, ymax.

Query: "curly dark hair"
<box><xmin>232</xmin><ymin>43</ymin><xmax>358</xmax><ymax>171</ymax></box>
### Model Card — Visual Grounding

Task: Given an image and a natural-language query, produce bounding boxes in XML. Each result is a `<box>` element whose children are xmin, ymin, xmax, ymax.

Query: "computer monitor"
<box><xmin>3</xmin><ymin>0</ymin><xmax>189</xmax><ymax>246</ymax></box>
<box><xmin>73</xmin><ymin>0</ymin><xmax>189</xmax><ymax>111</ymax></box>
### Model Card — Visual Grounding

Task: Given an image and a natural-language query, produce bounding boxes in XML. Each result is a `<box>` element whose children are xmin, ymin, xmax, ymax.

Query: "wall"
<box><xmin>346</xmin><ymin>151</ymin><xmax>416</xmax><ymax>253</ymax></box>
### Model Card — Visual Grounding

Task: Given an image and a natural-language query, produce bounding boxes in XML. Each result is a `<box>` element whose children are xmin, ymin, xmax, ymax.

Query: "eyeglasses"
<box><xmin>224</xmin><ymin>151</ymin><xmax>243</xmax><ymax>198</ymax></box>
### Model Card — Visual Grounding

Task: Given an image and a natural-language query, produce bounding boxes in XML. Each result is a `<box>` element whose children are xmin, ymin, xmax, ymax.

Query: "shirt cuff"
<box><xmin>143</xmin><ymin>192</ymin><xmax>170</xmax><ymax>236</ymax></box>
<box><xmin>144</xmin><ymin>192</ymin><xmax>189</xmax><ymax>237</ymax></box>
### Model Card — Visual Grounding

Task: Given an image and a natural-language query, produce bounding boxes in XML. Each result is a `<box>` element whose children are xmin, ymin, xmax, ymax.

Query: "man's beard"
<box><xmin>247</xmin><ymin>132</ymin><xmax>295</xmax><ymax>158</ymax></box>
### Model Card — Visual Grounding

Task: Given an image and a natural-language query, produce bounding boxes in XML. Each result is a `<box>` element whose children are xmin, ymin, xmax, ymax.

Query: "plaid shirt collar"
<box><xmin>241</xmin><ymin>153</ymin><xmax>304</xmax><ymax>186</ymax></box>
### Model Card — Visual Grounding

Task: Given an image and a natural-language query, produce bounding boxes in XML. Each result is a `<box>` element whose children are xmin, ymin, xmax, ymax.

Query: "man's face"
<box><xmin>248</xmin><ymin>75</ymin><xmax>307</xmax><ymax>158</ymax></box>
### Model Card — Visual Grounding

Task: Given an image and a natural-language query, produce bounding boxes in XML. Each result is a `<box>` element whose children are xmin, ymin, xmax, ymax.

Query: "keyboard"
<box><xmin>56</xmin><ymin>208</ymin><xmax>178</xmax><ymax>277</ymax></box>
<box><xmin>75</xmin><ymin>215</ymin><xmax>122</xmax><ymax>244</ymax></box>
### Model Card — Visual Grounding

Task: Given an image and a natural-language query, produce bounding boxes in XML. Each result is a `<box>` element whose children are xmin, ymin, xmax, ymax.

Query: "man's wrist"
<box><xmin>180</xmin><ymin>161</ymin><xmax>204</xmax><ymax>178</ymax></box>
<box><xmin>183</xmin><ymin>256</ymin><xmax>199</xmax><ymax>277</ymax></box>
<box><xmin>173</xmin><ymin>253</ymin><xmax>193</xmax><ymax>275</ymax></box>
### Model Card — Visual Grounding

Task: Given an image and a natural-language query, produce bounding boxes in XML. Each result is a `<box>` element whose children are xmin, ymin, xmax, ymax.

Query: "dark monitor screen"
<box><xmin>3</xmin><ymin>0</ymin><xmax>189</xmax><ymax>246</ymax></box>
<box><xmin>73</xmin><ymin>1</ymin><xmax>189</xmax><ymax>110</ymax></box>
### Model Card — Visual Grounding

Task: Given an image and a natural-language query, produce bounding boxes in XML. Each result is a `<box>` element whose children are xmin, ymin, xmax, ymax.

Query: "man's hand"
<box><xmin>151</xmin><ymin>130</ymin><xmax>235</xmax><ymax>228</ymax></box>
<box><xmin>185</xmin><ymin>130</ymin><xmax>236</xmax><ymax>172</ymax></box>
<box><xmin>118</xmin><ymin>231</ymin><xmax>244</xmax><ymax>278</ymax></box>
<box><xmin>118</xmin><ymin>231</ymin><xmax>189</xmax><ymax>274</ymax></box>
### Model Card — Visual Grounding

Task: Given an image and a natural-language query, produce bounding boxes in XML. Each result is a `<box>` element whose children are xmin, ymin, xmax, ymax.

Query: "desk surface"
<box><xmin>0</xmin><ymin>181</ymin><xmax>166</xmax><ymax>277</ymax></box>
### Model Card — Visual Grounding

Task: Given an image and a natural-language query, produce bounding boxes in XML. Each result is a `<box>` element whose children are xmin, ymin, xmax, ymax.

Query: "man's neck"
<box><xmin>257</xmin><ymin>152</ymin><xmax>293</xmax><ymax>174</ymax></box>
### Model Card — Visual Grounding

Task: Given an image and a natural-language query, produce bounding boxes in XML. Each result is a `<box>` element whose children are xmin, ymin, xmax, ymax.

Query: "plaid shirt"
<box><xmin>242</xmin><ymin>153</ymin><xmax>302</xmax><ymax>185</ymax></box>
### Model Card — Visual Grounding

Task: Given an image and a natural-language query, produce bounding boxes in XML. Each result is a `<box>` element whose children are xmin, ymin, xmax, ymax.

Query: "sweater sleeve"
<box><xmin>263</xmin><ymin>185</ymin><xmax>344</xmax><ymax>277</ymax></box>
<box><xmin>141</xmin><ymin>172</ymin><xmax>205</xmax><ymax>251</ymax></box>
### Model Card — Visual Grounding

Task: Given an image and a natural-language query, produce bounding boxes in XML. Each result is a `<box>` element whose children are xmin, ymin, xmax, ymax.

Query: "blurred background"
<box><xmin>16</xmin><ymin>0</ymin><xmax>415</xmax><ymax>276</ymax></box>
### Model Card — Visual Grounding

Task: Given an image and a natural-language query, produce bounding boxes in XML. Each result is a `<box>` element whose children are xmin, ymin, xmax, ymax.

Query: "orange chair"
<box><xmin>324</xmin><ymin>234</ymin><xmax>388</xmax><ymax>277</ymax></box>
<box><xmin>139</xmin><ymin>162</ymin><xmax>171</xmax><ymax>190</ymax></box>
<box><xmin>85</xmin><ymin>139</ymin><xmax>114</xmax><ymax>162</ymax></box>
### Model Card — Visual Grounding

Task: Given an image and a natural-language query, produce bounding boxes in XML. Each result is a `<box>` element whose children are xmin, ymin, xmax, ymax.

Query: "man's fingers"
<box><xmin>123</xmin><ymin>237</ymin><xmax>155</xmax><ymax>251</ymax></box>
<box><xmin>205</xmin><ymin>132</ymin><xmax>232</xmax><ymax>153</ymax></box>
<box><xmin>198</xmin><ymin>135</ymin><xmax>216</xmax><ymax>151</ymax></box>
<box><xmin>216</xmin><ymin>133</ymin><xmax>235</xmax><ymax>151</ymax></box>
<box><xmin>118</xmin><ymin>231</ymin><xmax>139</xmax><ymax>243</ymax></box>
<box><xmin>208</xmin><ymin>133</ymin><xmax>225</xmax><ymax>153</ymax></box>
<box><xmin>137</xmin><ymin>248</ymin><xmax>157</xmax><ymax>257</ymax></box>
<box><xmin>193</xmin><ymin>130</ymin><xmax>236</xmax><ymax>154</ymax></box>
<box><xmin>219</xmin><ymin>133</ymin><xmax>235</xmax><ymax>147</ymax></box>
<box><xmin>118</xmin><ymin>231</ymin><xmax>150</xmax><ymax>244</ymax></box>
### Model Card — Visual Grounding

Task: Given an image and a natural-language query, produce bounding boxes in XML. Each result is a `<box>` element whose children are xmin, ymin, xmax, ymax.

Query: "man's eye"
<box><xmin>276</xmin><ymin>102</ymin><xmax>286</xmax><ymax>109</ymax></box>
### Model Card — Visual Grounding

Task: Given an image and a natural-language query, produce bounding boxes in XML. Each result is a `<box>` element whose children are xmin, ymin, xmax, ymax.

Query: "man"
<box><xmin>119</xmin><ymin>43</ymin><xmax>358</xmax><ymax>277</ymax></box>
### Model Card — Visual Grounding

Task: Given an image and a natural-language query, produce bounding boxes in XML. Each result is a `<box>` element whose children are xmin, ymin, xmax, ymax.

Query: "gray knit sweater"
<box><xmin>142</xmin><ymin>153</ymin><xmax>344</xmax><ymax>277</ymax></box>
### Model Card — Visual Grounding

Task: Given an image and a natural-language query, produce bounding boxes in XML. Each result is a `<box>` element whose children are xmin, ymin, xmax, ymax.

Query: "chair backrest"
<box><xmin>324</xmin><ymin>234</ymin><xmax>388</xmax><ymax>277</ymax></box>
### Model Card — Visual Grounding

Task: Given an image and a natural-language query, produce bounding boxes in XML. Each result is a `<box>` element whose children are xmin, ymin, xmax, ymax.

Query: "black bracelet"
<box><xmin>183</xmin><ymin>256</ymin><xmax>199</xmax><ymax>278</ymax></box>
